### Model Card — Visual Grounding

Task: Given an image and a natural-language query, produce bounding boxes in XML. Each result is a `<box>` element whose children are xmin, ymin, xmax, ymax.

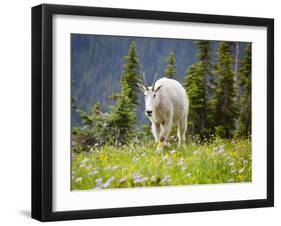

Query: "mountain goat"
<box><xmin>138</xmin><ymin>75</ymin><xmax>189</xmax><ymax>150</ymax></box>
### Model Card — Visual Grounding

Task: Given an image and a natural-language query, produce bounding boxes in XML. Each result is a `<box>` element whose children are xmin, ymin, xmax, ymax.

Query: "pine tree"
<box><xmin>120</xmin><ymin>41</ymin><xmax>142</xmax><ymax>107</ymax></box>
<box><xmin>109</xmin><ymin>80</ymin><xmax>136</xmax><ymax>145</ymax></box>
<box><xmin>194</xmin><ymin>40</ymin><xmax>216</xmax><ymax>135</ymax></box>
<box><xmin>214</xmin><ymin>42</ymin><xmax>238</xmax><ymax>138</ymax></box>
<box><xmin>183</xmin><ymin>62</ymin><xmax>207</xmax><ymax>137</ymax></box>
<box><xmin>195</xmin><ymin>41</ymin><xmax>211</xmax><ymax>69</ymax></box>
<box><xmin>238</xmin><ymin>44</ymin><xmax>252</xmax><ymax>137</ymax></box>
<box><xmin>164</xmin><ymin>50</ymin><xmax>177</xmax><ymax>79</ymax></box>
<box><xmin>108</xmin><ymin>43</ymin><xmax>141</xmax><ymax>145</ymax></box>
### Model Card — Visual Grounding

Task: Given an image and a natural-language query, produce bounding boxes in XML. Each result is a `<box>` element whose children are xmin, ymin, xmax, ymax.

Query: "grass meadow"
<box><xmin>71</xmin><ymin>137</ymin><xmax>251</xmax><ymax>190</ymax></box>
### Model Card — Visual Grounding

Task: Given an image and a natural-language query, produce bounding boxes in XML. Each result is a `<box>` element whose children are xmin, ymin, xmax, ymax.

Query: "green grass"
<box><xmin>71</xmin><ymin>138</ymin><xmax>251</xmax><ymax>190</ymax></box>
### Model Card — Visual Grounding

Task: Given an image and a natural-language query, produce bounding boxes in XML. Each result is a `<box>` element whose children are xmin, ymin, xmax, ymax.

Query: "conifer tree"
<box><xmin>214</xmin><ymin>42</ymin><xmax>238</xmax><ymax>138</ymax></box>
<box><xmin>195</xmin><ymin>41</ymin><xmax>211</xmax><ymax>70</ymax></box>
<box><xmin>183</xmin><ymin>62</ymin><xmax>206</xmax><ymax>136</ymax></box>
<box><xmin>238</xmin><ymin>44</ymin><xmax>252</xmax><ymax>137</ymax></box>
<box><xmin>108</xmin><ymin>43</ymin><xmax>141</xmax><ymax>145</ymax></box>
<box><xmin>109</xmin><ymin>79</ymin><xmax>136</xmax><ymax>145</ymax></box>
<box><xmin>120</xmin><ymin>41</ymin><xmax>142</xmax><ymax>107</ymax></box>
<box><xmin>194</xmin><ymin>40</ymin><xmax>216</xmax><ymax>135</ymax></box>
<box><xmin>164</xmin><ymin>50</ymin><xmax>177</xmax><ymax>79</ymax></box>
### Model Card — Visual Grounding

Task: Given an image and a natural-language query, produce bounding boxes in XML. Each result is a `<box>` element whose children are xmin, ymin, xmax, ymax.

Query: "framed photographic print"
<box><xmin>31</xmin><ymin>4</ymin><xmax>274</xmax><ymax>221</ymax></box>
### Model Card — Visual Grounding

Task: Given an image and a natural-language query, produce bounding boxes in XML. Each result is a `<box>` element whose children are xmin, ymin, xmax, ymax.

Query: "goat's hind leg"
<box><xmin>178</xmin><ymin>115</ymin><xmax>187</xmax><ymax>146</ymax></box>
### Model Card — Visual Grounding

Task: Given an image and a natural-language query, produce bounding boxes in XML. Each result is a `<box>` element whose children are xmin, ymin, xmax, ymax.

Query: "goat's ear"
<box><xmin>155</xmin><ymin>85</ymin><xmax>162</xmax><ymax>93</ymax></box>
<box><xmin>137</xmin><ymin>83</ymin><xmax>147</xmax><ymax>93</ymax></box>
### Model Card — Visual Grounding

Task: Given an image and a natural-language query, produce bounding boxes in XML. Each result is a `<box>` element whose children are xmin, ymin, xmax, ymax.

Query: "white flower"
<box><xmin>86</xmin><ymin>165</ymin><xmax>92</xmax><ymax>170</ymax></box>
<box><xmin>181</xmin><ymin>166</ymin><xmax>187</xmax><ymax>172</ymax></box>
<box><xmin>162</xmin><ymin>155</ymin><xmax>168</xmax><ymax>161</ymax></box>
<box><xmin>134</xmin><ymin>177</ymin><xmax>147</xmax><ymax>184</ymax></box>
<box><xmin>81</xmin><ymin>158</ymin><xmax>89</xmax><ymax>163</ymax></box>
<box><xmin>185</xmin><ymin>173</ymin><xmax>191</xmax><ymax>177</ymax></box>
<box><xmin>170</xmin><ymin>150</ymin><xmax>176</xmax><ymax>154</ymax></box>
<box><xmin>238</xmin><ymin>168</ymin><xmax>245</xmax><ymax>174</ymax></box>
<box><xmin>141</xmin><ymin>152</ymin><xmax>146</xmax><ymax>157</ymax></box>
<box><xmin>193</xmin><ymin>150</ymin><xmax>199</xmax><ymax>155</ymax></box>
<box><xmin>218</xmin><ymin>145</ymin><xmax>225</xmax><ymax>153</ymax></box>
<box><xmin>104</xmin><ymin>166</ymin><xmax>111</xmax><ymax>170</ymax></box>
<box><xmin>150</xmin><ymin>175</ymin><xmax>157</xmax><ymax>182</ymax></box>
<box><xmin>177</xmin><ymin>160</ymin><xmax>184</xmax><ymax>166</ymax></box>
<box><xmin>134</xmin><ymin>178</ymin><xmax>142</xmax><ymax>184</ymax></box>
<box><xmin>218</xmin><ymin>149</ymin><xmax>225</xmax><ymax>154</ymax></box>
<box><xmin>88</xmin><ymin>170</ymin><xmax>99</xmax><ymax>176</ymax></box>
<box><xmin>229</xmin><ymin>162</ymin><xmax>234</xmax><ymax>166</ymax></box>
<box><xmin>142</xmin><ymin>177</ymin><xmax>148</xmax><ymax>182</ymax></box>
<box><xmin>111</xmin><ymin>165</ymin><xmax>119</xmax><ymax>170</ymax></box>
<box><xmin>231</xmin><ymin>169</ymin><xmax>236</xmax><ymax>174</ymax></box>
<box><xmin>75</xmin><ymin>177</ymin><xmax>83</xmax><ymax>183</ymax></box>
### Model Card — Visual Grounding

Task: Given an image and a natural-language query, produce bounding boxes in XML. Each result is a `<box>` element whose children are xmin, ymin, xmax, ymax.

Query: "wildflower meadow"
<box><xmin>72</xmin><ymin>137</ymin><xmax>251</xmax><ymax>190</ymax></box>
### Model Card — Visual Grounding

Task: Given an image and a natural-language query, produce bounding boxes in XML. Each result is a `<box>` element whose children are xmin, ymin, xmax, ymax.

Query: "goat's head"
<box><xmin>137</xmin><ymin>73</ymin><xmax>162</xmax><ymax>118</ymax></box>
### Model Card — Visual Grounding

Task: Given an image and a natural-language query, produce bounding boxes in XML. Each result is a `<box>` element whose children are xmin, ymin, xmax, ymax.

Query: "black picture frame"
<box><xmin>32</xmin><ymin>3</ymin><xmax>274</xmax><ymax>222</ymax></box>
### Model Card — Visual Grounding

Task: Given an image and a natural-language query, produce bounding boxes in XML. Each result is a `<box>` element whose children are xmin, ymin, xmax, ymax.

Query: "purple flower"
<box><xmin>133</xmin><ymin>156</ymin><xmax>139</xmax><ymax>162</ymax></box>
<box><xmin>161</xmin><ymin>175</ymin><xmax>172</xmax><ymax>184</ymax></box>
<box><xmin>103</xmin><ymin>176</ymin><xmax>115</xmax><ymax>188</ymax></box>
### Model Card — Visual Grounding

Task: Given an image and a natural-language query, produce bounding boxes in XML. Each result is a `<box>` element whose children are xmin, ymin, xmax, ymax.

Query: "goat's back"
<box><xmin>155</xmin><ymin>78</ymin><xmax>189</xmax><ymax>120</ymax></box>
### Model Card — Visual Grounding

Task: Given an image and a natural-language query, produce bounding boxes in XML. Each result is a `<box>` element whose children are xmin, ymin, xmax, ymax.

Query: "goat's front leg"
<box><xmin>151</xmin><ymin>123</ymin><xmax>160</xmax><ymax>143</ymax></box>
<box><xmin>157</xmin><ymin>116</ymin><xmax>173</xmax><ymax>150</ymax></box>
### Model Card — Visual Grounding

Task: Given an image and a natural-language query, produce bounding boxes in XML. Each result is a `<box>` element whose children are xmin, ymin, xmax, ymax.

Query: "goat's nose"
<box><xmin>146</xmin><ymin>110</ymin><xmax>152</xmax><ymax>115</ymax></box>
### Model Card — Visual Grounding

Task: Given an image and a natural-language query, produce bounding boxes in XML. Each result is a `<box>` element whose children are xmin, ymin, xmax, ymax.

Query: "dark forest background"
<box><xmin>71</xmin><ymin>34</ymin><xmax>247</xmax><ymax>127</ymax></box>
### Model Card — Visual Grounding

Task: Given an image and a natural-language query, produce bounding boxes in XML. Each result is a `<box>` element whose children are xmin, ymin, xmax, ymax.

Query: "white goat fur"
<box><xmin>142</xmin><ymin>78</ymin><xmax>189</xmax><ymax>148</ymax></box>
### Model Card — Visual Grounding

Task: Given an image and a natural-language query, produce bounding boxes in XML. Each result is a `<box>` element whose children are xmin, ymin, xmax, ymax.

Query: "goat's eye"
<box><xmin>153</xmin><ymin>94</ymin><xmax>156</xmax><ymax>98</ymax></box>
